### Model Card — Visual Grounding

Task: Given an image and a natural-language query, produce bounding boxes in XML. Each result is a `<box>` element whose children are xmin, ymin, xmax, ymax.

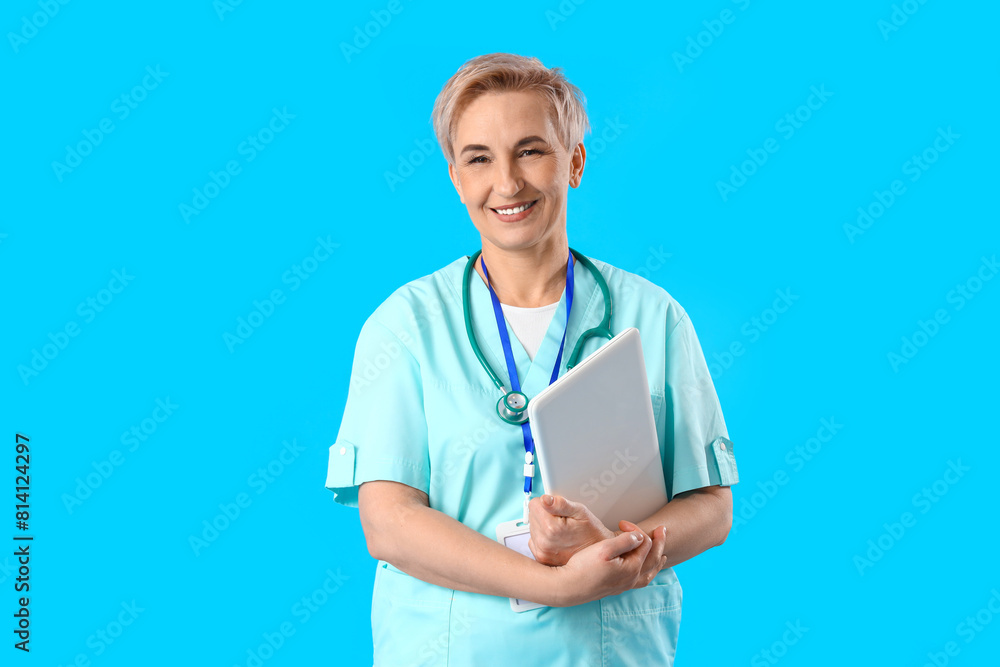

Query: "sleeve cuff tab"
<box><xmin>710</xmin><ymin>437</ymin><xmax>739</xmax><ymax>486</ymax></box>
<box><xmin>326</xmin><ymin>442</ymin><xmax>357</xmax><ymax>490</ymax></box>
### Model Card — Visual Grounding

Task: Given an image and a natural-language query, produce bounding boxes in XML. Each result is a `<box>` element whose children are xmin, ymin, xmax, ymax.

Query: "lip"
<box><xmin>490</xmin><ymin>199</ymin><xmax>538</xmax><ymax>222</ymax></box>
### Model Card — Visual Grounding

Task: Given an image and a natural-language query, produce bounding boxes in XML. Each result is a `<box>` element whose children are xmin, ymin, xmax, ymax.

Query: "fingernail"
<box><xmin>543</xmin><ymin>495</ymin><xmax>553</xmax><ymax>506</ymax></box>
<box><xmin>631</xmin><ymin>533</ymin><xmax>640</xmax><ymax>543</ymax></box>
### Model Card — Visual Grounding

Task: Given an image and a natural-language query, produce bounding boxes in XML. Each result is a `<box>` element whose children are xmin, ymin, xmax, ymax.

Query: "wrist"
<box><xmin>535</xmin><ymin>562</ymin><xmax>574</xmax><ymax>607</ymax></box>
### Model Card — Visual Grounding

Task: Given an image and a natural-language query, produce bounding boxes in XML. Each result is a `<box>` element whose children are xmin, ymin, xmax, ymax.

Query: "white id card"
<box><xmin>495</xmin><ymin>519</ymin><xmax>548</xmax><ymax>612</ymax></box>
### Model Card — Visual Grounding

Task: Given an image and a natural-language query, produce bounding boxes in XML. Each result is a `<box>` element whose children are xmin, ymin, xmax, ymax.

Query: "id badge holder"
<box><xmin>495</xmin><ymin>519</ymin><xmax>548</xmax><ymax>612</ymax></box>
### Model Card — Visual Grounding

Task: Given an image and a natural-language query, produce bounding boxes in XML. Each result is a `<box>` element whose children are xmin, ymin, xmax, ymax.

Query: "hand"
<box><xmin>527</xmin><ymin>494</ymin><xmax>616</xmax><ymax>566</ymax></box>
<box><xmin>544</xmin><ymin>524</ymin><xmax>652</xmax><ymax>607</ymax></box>
<box><xmin>619</xmin><ymin>520</ymin><xmax>668</xmax><ymax>589</ymax></box>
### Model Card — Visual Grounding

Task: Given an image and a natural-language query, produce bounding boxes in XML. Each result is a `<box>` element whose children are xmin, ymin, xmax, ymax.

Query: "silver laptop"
<box><xmin>527</xmin><ymin>327</ymin><xmax>668</xmax><ymax>529</ymax></box>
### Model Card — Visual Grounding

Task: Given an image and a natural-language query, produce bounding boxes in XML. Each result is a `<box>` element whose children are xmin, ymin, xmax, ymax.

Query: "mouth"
<box><xmin>490</xmin><ymin>199</ymin><xmax>538</xmax><ymax>221</ymax></box>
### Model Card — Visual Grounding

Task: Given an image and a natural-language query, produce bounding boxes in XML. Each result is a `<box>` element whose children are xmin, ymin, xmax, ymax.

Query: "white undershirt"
<box><xmin>500</xmin><ymin>301</ymin><xmax>560</xmax><ymax>361</ymax></box>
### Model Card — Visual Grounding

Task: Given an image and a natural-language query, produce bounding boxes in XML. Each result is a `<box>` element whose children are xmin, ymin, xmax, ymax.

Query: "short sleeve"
<box><xmin>662</xmin><ymin>312</ymin><xmax>739</xmax><ymax>499</ymax></box>
<box><xmin>325</xmin><ymin>317</ymin><xmax>430</xmax><ymax>507</ymax></box>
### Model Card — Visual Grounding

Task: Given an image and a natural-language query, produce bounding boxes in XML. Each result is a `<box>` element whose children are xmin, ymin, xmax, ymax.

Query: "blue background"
<box><xmin>3</xmin><ymin>1</ymin><xmax>998</xmax><ymax>665</ymax></box>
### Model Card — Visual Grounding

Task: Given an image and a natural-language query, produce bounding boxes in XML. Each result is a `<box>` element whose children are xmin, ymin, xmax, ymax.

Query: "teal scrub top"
<box><xmin>326</xmin><ymin>254</ymin><xmax>739</xmax><ymax>666</ymax></box>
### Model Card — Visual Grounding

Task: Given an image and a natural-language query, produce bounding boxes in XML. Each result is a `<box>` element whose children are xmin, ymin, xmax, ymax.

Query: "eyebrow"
<box><xmin>460</xmin><ymin>136</ymin><xmax>548</xmax><ymax>155</ymax></box>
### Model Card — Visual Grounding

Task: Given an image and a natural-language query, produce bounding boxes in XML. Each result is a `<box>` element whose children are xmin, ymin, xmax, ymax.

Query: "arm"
<box><xmin>358</xmin><ymin>479</ymin><xmax>654</xmax><ymax>607</ymax></box>
<box><xmin>528</xmin><ymin>311</ymin><xmax>737</xmax><ymax>573</ymax></box>
<box><xmin>528</xmin><ymin>484</ymin><xmax>733</xmax><ymax>573</ymax></box>
<box><xmin>631</xmin><ymin>484</ymin><xmax>733</xmax><ymax>567</ymax></box>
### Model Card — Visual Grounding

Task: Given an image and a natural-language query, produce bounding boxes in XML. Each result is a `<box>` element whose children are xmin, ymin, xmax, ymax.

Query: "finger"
<box><xmin>654</xmin><ymin>526</ymin><xmax>670</xmax><ymax>569</ymax></box>
<box><xmin>645</xmin><ymin>525</ymin><xmax>666</xmax><ymax>549</ymax></box>
<box><xmin>627</xmin><ymin>525</ymin><xmax>660</xmax><ymax>585</ymax></box>
<box><xmin>618</xmin><ymin>519</ymin><xmax>651</xmax><ymax>541</ymax></box>
<box><xmin>618</xmin><ymin>519</ymin><xmax>640</xmax><ymax>533</ymax></box>
<box><xmin>632</xmin><ymin>525</ymin><xmax>662</xmax><ymax>581</ymax></box>
<box><xmin>540</xmin><ymin>494</ymin><xmax>585</xmax><ymax>519</ymax></box>
<box><xmin>600</xmin><ymin>528</ymin><xmax>647</xmax><ymax>561</ymax></box>
<box><xmin>528</xmin><ymin>498</ymin><xmax>554</xmax><ymax>531</ymax></box>
<box><xmin>527</xmin><ymin>496</ymin><xmax>546</xmax><ymax>520</ymax></box>
<box><xmin>527</xmin><ymin>535</ymin><xmax>539</xmax><ymax>560</ymax></box>
<box><xmin>621</xmin><ymin>527</ymin><xmax>653</xmax><ymax>568</ymax></box>
<box><xmin>528</xmin><ymin>508</ymin><xmax>555</xmax><ymax>541</ymax></box>
<box><xmin>644</xmin><ymin>526</ymin><xmax>668</xmax><ymax>580</ymax></box>
<box><xmin>527</xmin><ymin>535</ymin><xmax>559</xmax><ymax>566</ymax></box>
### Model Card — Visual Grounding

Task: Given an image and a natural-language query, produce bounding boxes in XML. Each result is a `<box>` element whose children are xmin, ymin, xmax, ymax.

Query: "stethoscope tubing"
<box><xmin>462</xmin><ymin>247</ymin><xmax>614</xmax><ymax>398</ymax></box>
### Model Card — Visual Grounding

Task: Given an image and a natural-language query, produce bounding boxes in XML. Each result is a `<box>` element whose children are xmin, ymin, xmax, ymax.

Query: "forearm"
<box><xmin>371</xmin><ymin>501</ymin><xmax>562</xmax><ymax>604</ymax></box>
<box><xmin>632</xmin><ymin>486</ymin><xmax>732</xmax><ymax>568</ymax></box>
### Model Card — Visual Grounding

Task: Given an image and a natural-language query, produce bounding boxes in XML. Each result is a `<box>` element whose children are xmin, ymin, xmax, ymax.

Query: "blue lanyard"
<box><xmin>481</xmin><ymin>250</ymin><xmax>574</xmax><ymax>498</ymax></box>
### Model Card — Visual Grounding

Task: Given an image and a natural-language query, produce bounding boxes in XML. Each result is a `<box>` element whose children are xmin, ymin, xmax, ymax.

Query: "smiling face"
<box><xmin>448</xmin><ymin>90</ymin><xmax>585</xmax><ymax>256</ymax></box>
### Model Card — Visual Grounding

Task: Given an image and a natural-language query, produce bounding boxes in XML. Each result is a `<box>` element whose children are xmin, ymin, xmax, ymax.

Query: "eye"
<box><xmin>520</xmin><ymin>148</ymin><xmax>542</xmax><ymax>157</ymax></box>
<box><xmin>466</xmin><ymin>155</ymin><xmax>488</xmax><ymax>165</ymax></box>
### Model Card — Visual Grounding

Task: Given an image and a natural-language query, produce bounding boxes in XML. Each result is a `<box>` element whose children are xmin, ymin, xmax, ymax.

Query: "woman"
<box><xmin>326</xmin><ymin>53</ymin><xmax>739</xmax><ymax>665</ymax></box>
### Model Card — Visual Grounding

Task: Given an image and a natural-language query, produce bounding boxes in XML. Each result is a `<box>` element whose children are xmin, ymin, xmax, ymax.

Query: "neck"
<box><xmin>475</xmin><ymin>238</ymin><xmax>573</xmax><ymax>308</ymax></box>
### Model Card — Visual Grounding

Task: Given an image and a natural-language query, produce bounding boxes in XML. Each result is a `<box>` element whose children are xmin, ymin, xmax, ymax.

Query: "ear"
<box><xmin>568</xmin><ymin>142</ymin><xmax>586</xmax><ymax>189</ymax></box>
<box><xmin>448</xmin><ymin>161</ymin><xmax>465</xmax><ymax>204</ymax></box>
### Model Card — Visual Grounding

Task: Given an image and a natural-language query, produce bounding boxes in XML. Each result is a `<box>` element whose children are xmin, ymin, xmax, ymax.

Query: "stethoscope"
<box><xmin>462</xmin><ymin>247</ymin><xmax>614</xmax><ymax>426</ymax></box>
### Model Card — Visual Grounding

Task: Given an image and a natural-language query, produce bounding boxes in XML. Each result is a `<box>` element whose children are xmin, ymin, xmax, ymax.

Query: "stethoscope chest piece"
<box><xmin>497</xmin><ymin>391</ymin><xmax>529</xmax><ymax>425</ymax></box>
<box><xmin>463</xmin><ymin>247</ymin><xmax>613</xmax><ymax>427</ymax></box>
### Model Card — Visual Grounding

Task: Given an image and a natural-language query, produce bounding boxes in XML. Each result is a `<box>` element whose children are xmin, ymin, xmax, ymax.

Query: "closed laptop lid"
<box><xmin>527</xmin><ymin>327</ymin><xmax>668</xmax><ymax>528</ymax></box>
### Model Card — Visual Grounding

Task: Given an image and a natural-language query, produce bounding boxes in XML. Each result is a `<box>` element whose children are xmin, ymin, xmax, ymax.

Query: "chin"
<box><xmin>483</xmin><ymin>225</ymin><xmax>538</xmax><ymax>243</ymax></box>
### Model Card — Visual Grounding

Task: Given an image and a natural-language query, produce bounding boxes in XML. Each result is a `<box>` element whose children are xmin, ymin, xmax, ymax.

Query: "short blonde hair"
<box><xmin>431</xmin><ymin>53</ymin><xmax>590</xmax><ymax>166</ymax></box>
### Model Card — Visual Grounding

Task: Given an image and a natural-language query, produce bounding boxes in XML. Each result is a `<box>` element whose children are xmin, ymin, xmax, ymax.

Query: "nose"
<box><xmin>493</xmin><ymin>157</ymin><xmax>523</xmax><ymax>198</ymax></box>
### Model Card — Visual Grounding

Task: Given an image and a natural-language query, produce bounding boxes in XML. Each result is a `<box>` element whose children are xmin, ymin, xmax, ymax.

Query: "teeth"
<box><xmin>495</xmin><ymin>201</ymin><xmax>533</xmax><ymax>216</ymax></box>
